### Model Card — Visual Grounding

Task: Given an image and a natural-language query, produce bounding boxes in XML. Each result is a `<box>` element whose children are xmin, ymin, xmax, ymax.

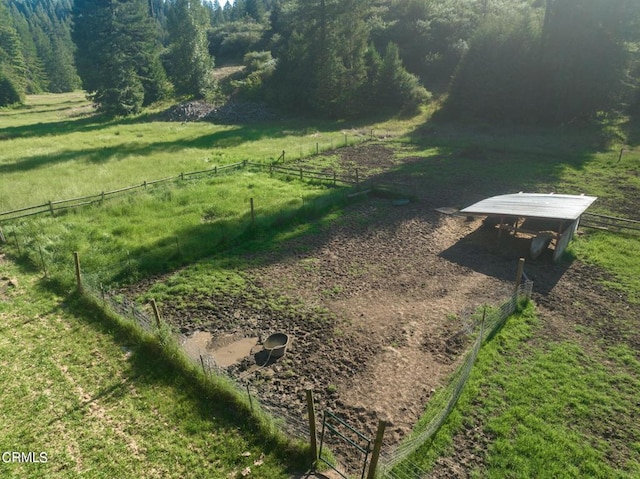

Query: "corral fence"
<box><xmin>377</xmin><ymin>279</ymin><xmax>534</xmax><ymax>479</ymax></box>
<box><xmin>318</xmin><ymin>410</ymin><xmax>373</xmax><ymax>479</ymax></box>
<box><xmin>2</xmin><ymin>135</ymin><xmax>536</xmax><ymax>477</ymax></box>
<box><xmin>581</xmin><ymin>213</ymin><xmax>640</xmax><ymax>235</ymax></box>
<box><xmin>73</xmin><ymin>250</ymin><xmax>533</xmax><ymax>479</ymax></box>
<box><xmin>0</xmin><ymin>161</ymin><xmax>246</xmax><ymax>223</ymax></box>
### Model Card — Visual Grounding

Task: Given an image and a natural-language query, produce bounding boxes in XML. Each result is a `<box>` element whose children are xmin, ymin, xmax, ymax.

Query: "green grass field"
<box><xmin>1</xmin><ymin>92</ymin><xmax>639</xmax><ymax>478</ymax></box>
<box><xmin>0</xmin><ymin>258</ymin><xmax>307</xmax><ymax>479</ymax></box>
<box><xmin>0</xmin><ymin>92</ymin><xmax>423</xmax><ymax>212</ymax></box>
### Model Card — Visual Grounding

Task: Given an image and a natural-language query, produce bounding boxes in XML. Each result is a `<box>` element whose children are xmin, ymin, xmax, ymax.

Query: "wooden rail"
<box><xmin>581</xmin><ymin>213</ymin><xmax>640</xmax><ymax>234</ymax></box>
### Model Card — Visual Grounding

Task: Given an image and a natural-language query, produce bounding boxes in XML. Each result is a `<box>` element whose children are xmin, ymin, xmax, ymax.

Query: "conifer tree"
<box><xmin>72</xmin><ymin>0</ymin><xmax>169</xmax><ymax>115</ymax></box>
<box><xmin>0</xmin><ymin>1</ymin><xmax>27</xmax><ymax>105</ymax></box>
<box><xmin>165</xmin><ymin>0</ymin><xmax>215</xmax><ymax>99</ymax></box>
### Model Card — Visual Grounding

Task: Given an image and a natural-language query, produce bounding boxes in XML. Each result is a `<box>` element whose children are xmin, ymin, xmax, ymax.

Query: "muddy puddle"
<box><xmin>180</xmin><ymin>331</ymin><xmax>259</xmax><ymax>368</ymax></box>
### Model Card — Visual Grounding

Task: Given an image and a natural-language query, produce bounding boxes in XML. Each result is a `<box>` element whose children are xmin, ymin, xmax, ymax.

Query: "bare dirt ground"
<box><xmin>122</xmin><ymin>144</ymin><xmax>638</xmax><ymax>476</ymax></box>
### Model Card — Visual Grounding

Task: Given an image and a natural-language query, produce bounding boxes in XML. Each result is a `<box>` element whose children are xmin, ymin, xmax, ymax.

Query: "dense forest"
<box><xmin>1</xmin><ymin>0</ymin><xmax>639</xmax><ymax>123</ymax></box>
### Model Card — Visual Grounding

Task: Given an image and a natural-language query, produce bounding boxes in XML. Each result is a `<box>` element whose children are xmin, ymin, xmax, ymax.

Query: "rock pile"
<box><xmin>205</xmin><ymin>101</ymin><xmax>278</xmax><ymax>123</ymax></box>
<box><xmin>159</xmin><ymin>100</ymin><xmax>214</xmax><ymax>122</ymax></box>
<box><xmin>159</xmin><ymin>100</ymin><xmax>279</xmax><ymax>124</ymax></box>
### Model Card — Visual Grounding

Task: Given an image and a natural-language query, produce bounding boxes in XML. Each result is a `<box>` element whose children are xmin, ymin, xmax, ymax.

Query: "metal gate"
<box><xmin>318</xmin><ymin>410</ymin><xmax>372</xmax><ymax>479</ymax></box>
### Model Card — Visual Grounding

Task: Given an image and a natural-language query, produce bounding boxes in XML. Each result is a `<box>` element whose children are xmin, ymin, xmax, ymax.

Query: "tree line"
<box><xmin>1</xmin><ymin>0</ymin><xmax>639</xmax><ymax>124</ymax></box>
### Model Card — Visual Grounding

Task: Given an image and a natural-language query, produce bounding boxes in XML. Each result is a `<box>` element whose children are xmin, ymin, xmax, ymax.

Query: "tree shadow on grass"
<box><xmin>0</xmin><ymin>124</ymin><xmax>278</xmax><ymax>174</ymax></box>
<box><xmin>45</xmin><ymin>283</ymin><xmax>311</xmax><ymax>472</ymax></box>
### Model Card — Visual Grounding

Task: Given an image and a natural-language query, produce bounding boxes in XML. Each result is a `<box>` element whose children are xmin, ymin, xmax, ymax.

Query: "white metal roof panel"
<box><xmin>460</xmin><ymin>193</ymin><xmax>598</xmax><ymax>221</ymax></box>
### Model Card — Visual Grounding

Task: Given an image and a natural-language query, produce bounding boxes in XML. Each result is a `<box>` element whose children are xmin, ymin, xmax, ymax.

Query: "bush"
<box><xmin>0</xmin><ymin>72</ymin><xmax>24</xmax><ymax>107</ymax></box>
<box><xmin>230</xmin><ymin>51</ymin><xmax>276</xmax><ymax>100</ymax></box>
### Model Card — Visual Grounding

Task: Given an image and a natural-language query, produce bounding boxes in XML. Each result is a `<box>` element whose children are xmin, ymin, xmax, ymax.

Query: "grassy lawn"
<box><xmin>0</xmin><ymin>92</ymin><xmax>425</xmax><ymax>212</ymax></box>
<box><xmin>0</xmin><ymin>258</ymin><xmax>305</xmax><ymax>478</ymax></box>
<box><xmin>399</xmin><ymin>304</ymin><xmax>640</xmax><ymax>478</ymax></box>
<box><xmin>6</xmin><ymin>169</ymin><xmax>347</xmax><ymax>287</ymax></box>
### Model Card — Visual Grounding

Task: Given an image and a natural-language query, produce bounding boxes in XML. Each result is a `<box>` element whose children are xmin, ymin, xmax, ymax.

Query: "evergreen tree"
<box><xmin>72</xmin><ymin>0</ymin><xmax>169</xmax><ymax>114</ymax></box>
<box><xmin>244</xmin><ymin>0</ymin><xmax>265</xmax><ymax>22</ymax></box>
<box><xmin>164</xmin><ymin>0</ymin><xmax>215</xmax><ymax>99</ymax></box>
<box><xmin>375</xmin><ymin>42</ymin><xmax>430</xmax><ymax>112</ymax></box>
<box><xmin>8</xmin><ymin>2</ymin><xmax>47</xmax><ymax>93</ymax></box>
<box><xmin>0</xmin><ymin>1</ymin><xmax>27</xmax><ymax>105</ymax></box>
<box><xmin>537</xmin><ymin>0</ymin><xmax>634</xmax><ymax>123</ymax></box>
<box><xmin>269</xmin><ymin>0</ymin><xmax>372</xmax><ymax>117</ymax></box>
<box><xmin>210</xmin><ymin>0</ymin><xmax>226</xmax><ymax>26</ymax></box>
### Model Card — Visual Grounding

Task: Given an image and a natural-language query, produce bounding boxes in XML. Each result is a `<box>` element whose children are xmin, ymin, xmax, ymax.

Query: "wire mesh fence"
<box><xmin>82</xmin><ymin>267</ymin><xmax>533</xmax><ymax>479</ymax></box>
<box><xmin>377</xmin><ymin>280</ymin><xmax>533</xmax><ymax>479</ymax></box>
<box><xmin>82</xmin><ymin>271</ymin><xmax>312</xmax><ymax>446</ymax></box>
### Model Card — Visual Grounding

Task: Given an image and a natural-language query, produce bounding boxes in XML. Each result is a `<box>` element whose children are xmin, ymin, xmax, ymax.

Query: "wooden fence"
<box><xmin>0</xmin><ymin>161</ymin><xmax>246</xmax><ymax>223</ymax></box>
<box><xmin>581</xmin><ymin>213</ymin><xmax>640</xmax><ymax>235</ymax></box>
<box><xmin>1</xmin><ymin>157</ymin><xmax>415</xmax><ymax>225</ymax></box>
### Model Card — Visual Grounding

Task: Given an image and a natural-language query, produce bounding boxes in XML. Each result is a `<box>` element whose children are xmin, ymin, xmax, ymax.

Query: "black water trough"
<box><xmin>263</xmin><ymin>333</ymin><xmax>290</xmax><ymax>358</ymax></box>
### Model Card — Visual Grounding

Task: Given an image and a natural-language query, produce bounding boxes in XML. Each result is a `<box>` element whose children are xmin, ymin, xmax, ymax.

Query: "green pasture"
<box><xmin>1</xmin><ymin>93</ymin><xmax>639</xmax><ymax>478</ymax></box>
<box><xmin>398</xmin><ymin>304</ymin><xmax>640</xmax><ymax>478</ymax></box>
<box><xmin>6</xmin><ymin>169</ymin><xmax>347</xmax><ymax>288</ymax></box>
<box><xmin>0</xmin><ymin>259</ymin><xmax>306</xmax><ymax>479</ymax></box>
<box><xmin>0</xmin><ymin>92</ymin><xmax>424</xmax><ymax>212</ymax></box>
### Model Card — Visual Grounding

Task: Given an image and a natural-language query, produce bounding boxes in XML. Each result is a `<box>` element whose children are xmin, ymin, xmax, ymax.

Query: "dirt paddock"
<box><xmin>132</xmin><ymin>197</ymin><xmax>523</xmax><ymax>444</ymax></box>
<box><xmin>122</xmin><ymin>144</ymin><xmax>638</xmax><ymax>474</ymax></box>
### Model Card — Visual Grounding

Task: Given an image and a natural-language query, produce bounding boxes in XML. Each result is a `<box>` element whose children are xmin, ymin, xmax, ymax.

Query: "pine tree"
<box><xmin>269</xmin><ymin>0</ymin><xmax>371</xmax><ymax>117</ymax></box>
<box><xmin>164</xmin><ymin>0</ymin><xmax>215</xmax><ymax>99</ymax></box>
<box><xmin>0</xmin><ymin>1</ymin><xmax>27</xmax><ymax>105</ymax></box>
<box><xmin>72</xmin><ymin>0</ymin><xmax>169</xmax><ymax>114</ymax></box>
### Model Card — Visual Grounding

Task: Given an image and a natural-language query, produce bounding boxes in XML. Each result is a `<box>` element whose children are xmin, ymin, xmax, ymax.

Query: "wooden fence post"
<box><xmin>200</xmin><ymin>354</ymin><xmax>207</xmax><ymax>376</ymax></box>
<box><xmin>38</xmin><ymin>245</ymin><xmax>47</xmax><ymax>277</ymax></box>
<box><xmin>246</xmin><ymin>384</ymin><xmax>254</xmax><ymax>412</ymax></box>
<box><xmin>73</xmin><ymin>251</ymin><xmax>83</xmax><ymax>293</ymax></box>
<box><xmin>250</xmin><ymin>198</ymin><xmax>255</xmax><ymax>226</ymax></box>
<box><xmin>514</xmin><ymin>257</ymin><xmax>525</xmax><ymax>294</ymax></box>
<box><xmin>0</xmin><ymin>227</ymin><xmax>5</xmax><ymax>243</ymax></box>
<box><xmin>150</xmin><ymin>299</ymin><xmax>161</xmax><ymax>328</ymax></box>
<box><xmin>306</xmin><ymin>390</ymin><xmax>318</xmax><ymax>463</ymax></box>
<box><xmin>49</xmin><ymin>201</ymin><xmax>54</xmax><ymax>217</ymax></box>
<box><xmin>367</xmin><ymin>420</ymin><xmax>387</xmax><ymax>479</ymax></box>
<box><xmin>355</xmin><ymin>168</ymin><xmax>360</xmax><ymax>192</ymax></box>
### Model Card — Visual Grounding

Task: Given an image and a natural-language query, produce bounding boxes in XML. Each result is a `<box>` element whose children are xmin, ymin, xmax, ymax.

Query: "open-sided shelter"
<box><xmin>460</xmin><ymin>192</ymin><xmax>598</xmax><ymax>261</ymax></box>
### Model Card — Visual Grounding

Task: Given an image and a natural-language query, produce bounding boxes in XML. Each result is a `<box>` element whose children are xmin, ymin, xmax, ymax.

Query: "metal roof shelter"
<box><xmin>460</xmin><ymin>193</ymin><xmax>598</xmax><ymax>220</ymax></box>
<box><xmin>459</xmin><ymin>192</ymin><xmax>598</xmax><ymax>261</ymax></box>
